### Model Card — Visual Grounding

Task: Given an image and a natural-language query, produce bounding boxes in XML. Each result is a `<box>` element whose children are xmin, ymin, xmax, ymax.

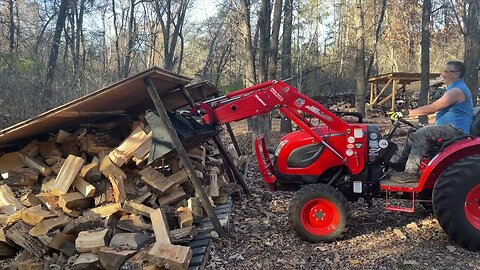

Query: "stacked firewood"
<box><xmin>0</xmin><ymin>118</ymin><xmax>234</xmax><ymax>269</ymax></box>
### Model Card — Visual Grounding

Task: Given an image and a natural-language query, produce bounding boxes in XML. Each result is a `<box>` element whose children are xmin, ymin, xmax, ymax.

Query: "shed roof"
<box><xmin>0</xmin><ymin>67</ymin><xmax>219</xmax><ymax>147</ymax></box>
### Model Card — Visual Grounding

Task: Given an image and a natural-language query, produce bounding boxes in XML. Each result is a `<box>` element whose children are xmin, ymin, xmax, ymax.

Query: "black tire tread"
<box><xmin>288</xmin><ymin>184</ymin><xmax>351</xmax><ymax>242</ymax></box>
<box><xmin>433</xmin><ymin>155</ymin><xmax>480</xmax><ymax>251</ymax></box>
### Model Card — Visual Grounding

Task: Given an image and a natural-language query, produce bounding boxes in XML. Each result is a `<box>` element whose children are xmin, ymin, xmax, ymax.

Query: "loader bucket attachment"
<box><xmin>145</xmin><ymin>110</ymin><xmax>220</xmax><ymax>163</ymax></box>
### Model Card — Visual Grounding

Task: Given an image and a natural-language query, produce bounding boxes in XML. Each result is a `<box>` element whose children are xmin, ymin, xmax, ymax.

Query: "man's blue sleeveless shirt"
<box><xmin>435</xmin><ymin>79</ymin><xmax>473</xmax><ymax>134</ymax></box>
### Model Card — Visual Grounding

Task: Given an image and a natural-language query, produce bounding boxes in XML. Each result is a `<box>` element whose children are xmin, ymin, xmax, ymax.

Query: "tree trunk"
<box><xmin>419</xmin><ymin>0</ymin><xmax>432</xmax><ymax>124</ymax></box>
<box><xmin>280</xmin><ymin>0</ymin><xmax>293</xmax><ymax>133</ymax></box>
<box><xmin>123</xmin><ymin>0</ymin><xmax>136</xmax><ymax>78</ymax></box>
<box><xmin>74</xmin><ymin>0</ymin><xmax>86</xmax><ymax>74</ymax></box>
<box><xmin>8</xmin><ymin>0</ymin><xmax>15</xmax><ymax>52</ymax></box>
<box><xmin>44</xmin><ymin>0</ymin><xmax>69</xmax><ymax>100</ymax></box>
<box><xmin>269</xmin><ymin>0</ymin><xmax>282</xmax><ymax>79</ymax></box>
<box><xmin>239</xmin><ymin>0</ymin><xmax>256</xmax><ymax>86</ymax></box>
<box><xmin>354</xmin><ymin>0</ymin><xmax>366</xmax><ymax>116</ymax></box>
<box><xmin>112</xmin><ymin>0</ymin><xmax>122</xmax><ymax>79</ymax></box>
<box><xmin>464</xmin><ymin>0</ymin><xmax>480</xmax><ymax>105</ymax></box>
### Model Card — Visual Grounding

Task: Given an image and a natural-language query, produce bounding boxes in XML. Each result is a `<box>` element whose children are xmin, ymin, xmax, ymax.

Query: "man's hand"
<box><xmin>387</xmin><ymin>111</ymin><xmax>403</xmax><ymax>121</ymax></box>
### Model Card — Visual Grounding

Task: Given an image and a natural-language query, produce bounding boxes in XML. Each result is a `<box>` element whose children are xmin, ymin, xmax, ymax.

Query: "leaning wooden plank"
<box><xmin>157</xmin><ymin>185</ymin><xmax>187</xmax><ymax>206</ymax></box>
<box><xmin>83</xmin><ymin>203</ymin><xmax>123</xmax><ymax>218</ymax></box>
<box><xmin>147</xmin><ymin>242</ymin><xmax>192</xmax><ymax>270</ymax></box>
<box><xmin>51</xmin><ymin>155</ymin><xmax>85</xmax><ymax>196</ymax></box>
<box><xmin>5</xmin><ymin>221</ymin><xmax>45</xmax><ymax>257</ymax></box>
<box><xmin>23</xmin><ymin>155</ymin><xmax>52</xmax><ymax>177</ymax></box>
<box><xmin>0</xmin><ymin>184</ymin><xmax>24</xmax><ymax>211</ymax></box>
<box><xmin>149</xmin><ymin>208</ymin><xmax>171</xmax><ymax>244</ymax></box>
<box><xmin>98</xmin><ymin>247</ymin><xmax>137</xmax><ymax>270</ymax></box>
<box><xmin>29</xmin><ymin>215</ymin><xmax>71</xmax><ymax>237</ymax></box>
<box><xmin>21</xmin><ymin>205</ymin><xmax>56</xmax><ymax>226</ymax></box>
<box><xmin>123</xmin><ymin>201</ymin><xmax>154</xmax><ymax>217</ymax></box>
<box><xmin>75</xmin><ymin>229</ymin><xmax>111</xmax><ymax>253</ymax></box>
<box><xmin>108</xmin><ymin>126</ymin><xmax>150</xmax><ymax>167</ymax></box>
<box><xmin>72</xmin><ymin>177</ymin><xmax>96</xmax><ymax>197</ymax></box>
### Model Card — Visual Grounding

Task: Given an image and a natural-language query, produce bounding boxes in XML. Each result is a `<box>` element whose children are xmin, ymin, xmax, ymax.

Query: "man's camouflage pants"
<box><xmin>405</xmin><ymin>125</ymin><xmax>464</xmax><ymax>173</ymax></box>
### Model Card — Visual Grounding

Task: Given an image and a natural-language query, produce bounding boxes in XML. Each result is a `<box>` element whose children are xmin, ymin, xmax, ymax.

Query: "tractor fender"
<box><xmin>418</xmin><ymin>137</ymin><xmax>480</xmax><ymax>190</ymax></box>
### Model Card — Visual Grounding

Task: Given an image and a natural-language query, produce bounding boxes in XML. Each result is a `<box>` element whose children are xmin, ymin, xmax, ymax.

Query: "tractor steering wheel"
<box><xmin>386</xmin><ymin>111</ymin><xmax>421</xmax><ymax>130</ymax></box>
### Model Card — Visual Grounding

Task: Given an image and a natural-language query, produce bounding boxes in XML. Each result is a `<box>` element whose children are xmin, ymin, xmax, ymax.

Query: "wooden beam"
<box><xmin>144</xmin><ymin>77</ymin><xmax>226</xmax><ymax>237</ymax></box>
<box><xmin>370</xmin><ymin>78</ymin><xmax>393</xmax><ymax>106</ymax></box>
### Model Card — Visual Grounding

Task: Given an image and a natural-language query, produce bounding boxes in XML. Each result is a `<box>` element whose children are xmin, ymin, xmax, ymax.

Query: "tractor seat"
<box><xmin>470</xmin><ymin>107</ymin><xmax>480</xmax><ymax>136</ymax></box>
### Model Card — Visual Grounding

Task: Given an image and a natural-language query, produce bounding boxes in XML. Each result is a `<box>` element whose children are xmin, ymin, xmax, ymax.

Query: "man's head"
<box><xmin>441</xmin><ymin>61</ymin><xmax>465</xmax><ymax>85</ymax></box>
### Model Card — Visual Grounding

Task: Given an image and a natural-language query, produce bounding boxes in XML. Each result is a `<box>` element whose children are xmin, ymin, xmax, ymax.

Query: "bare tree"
<box><xmin>269</xmin><ymin>0</ymin><xmax>282</xmax><ymax>79</ymax></box>
<box><xmin>419</xmin><ymin>0</ymin><xmax>432</xmax><ymax>124</ymax></box>
<box><xmin>239</xmin><ymin>0</ymin><xmax>256</xmax><ymax>86</ymax></box>
<box><xmin>462</xmin><ymin>0</ymin><xmax>480</xmax><ymax>104</ymax></box>
<box><xmin>281</xmin><ymin>0</ymin><xmax>293</xmax><ymax>133</ymax></box>
<box><xmin>354</xmin><ymin>0</ymin><xmax>366</xmax><ymax>116</ymax></box>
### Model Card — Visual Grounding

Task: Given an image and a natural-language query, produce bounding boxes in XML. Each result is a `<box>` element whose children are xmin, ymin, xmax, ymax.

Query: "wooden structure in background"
<box><xmin>369</xmin><ymin>72</ymin><xmax>441</xmax><ymax>110</ymax></box>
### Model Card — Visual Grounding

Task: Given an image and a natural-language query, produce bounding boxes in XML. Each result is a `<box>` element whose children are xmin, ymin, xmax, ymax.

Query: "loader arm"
<box><xmin>198</xmin><ymin>80</ymin><xmax>366</xmax><ymax>175</ymax></box>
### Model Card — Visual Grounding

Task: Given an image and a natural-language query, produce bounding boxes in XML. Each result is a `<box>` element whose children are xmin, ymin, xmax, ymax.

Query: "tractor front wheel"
<box><xmin>289</xmin><ymin>184</ymin><xmax>350</xmax><ymax>242</ymax></box>
<box><xmin>433</xmin><ymin>155</ymin><xmax>480</xmax><ymax>251</ymax></box>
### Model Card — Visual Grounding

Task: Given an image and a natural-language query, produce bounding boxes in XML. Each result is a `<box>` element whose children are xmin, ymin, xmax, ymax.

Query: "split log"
<box><xmin>49</xmin><ymin>158</ymin><xmax>66</xmax><ymax>175</ymax></box>
<box><xmin>83</xmin><ymin>203</ymin><xmax>122</xmax><ymax>218</ymax></box>
<box><xmin>17</xmin><ymin>259</ymin><xmax>43</xmax><ymax>270</ymax></box>
<box><xmin>149</xmin><ymin>208</ymin><xmax>170</xmax><ymax>245</ymax></box>
<box><xmin>79</xmin><ymin>134</ymin><xmax>113</xmax><ymax>154</ymax></box>
<box><xmin>122</xmin><ymin>250</ymin><xmax>149</xmax><ymax>270</ymax></box>
<box><xmin>208</xmin><ymin>174</ymin><xmax>220</xmax><ymax>197</ymax></box>
<box><xmin>55</xmin><ymin>130</ymin><xmax>71</xmax><ymax>144</ymax></box>
<box><xmin>73</xmin><ymin>253</ymin><xmax>101</xmax><ymax>270</ymax></box>
<box><xmin>0</xmin><ymin>152</ymin><xmax>25</xmax><ymax>174</ymax></box>
<box><xmin>116</xmin><ymin>214</ymin><xmax>152</xmax><ymax>232</ymax></box>
<box><xmin>132</xmin><ymin>190</ymin><xmax>152</xmax><ymax>204</ymax></box>
<box><xmin>20</xmin><ymin>140</ymin><xmax>40</xmax><ymax>158</ymax></box>
<box><xmin>109</xmin><ymin>232</ymin><xmax>154</xmax><ymax>250</ymax></box>
<box><xmin>8</xmin><ymin>250</ymin><xmax>33</xmax><ymax>270</ymax></box>
<box><xmin>98</xmin><ymin>247</ymin><xmax>136</xmax><ymax>270</ymax></box>
<box><xmin>139</xmin><ymin>167</ymin><xmax>189</xmax><ymax>195</ymax></box>
<box><xmin>5</xmin><ymin>221</ymin><xmax>46</xmax><ymax>257</ymax></box>
<box><xmin>58</xmin><ymin>192</ymin><xmax>91</xmax><ymax>210</ymax></box>
<box><xmin>157</xmin><ymin>185</ymin><xmax>187</xmax><ymax>206</ymax></box>
<box><xmin>4</xmin><ymin>168</ymin><xmax>38</xmax><ymax>187</ymax></box>
<box><xmin>170</xmin><ymin>226</ymin><xmax>198</xmax><ymax>245</ymax></box>
<box><xmin>38</xmin><ymin>141</ymin><xmax>62</xmax><ymax>158</ymax></box>
<box><xmin>108</xmin><ymin>126</ymin><xmax>150</xmax><ymax>167</ymax></box>
<box><xmin>79</xmin><ymin>162</ymin><xmax>101</xmax><ymax>182</ymax></box>
<box><xmin>132</xmin><ymin>131</ymin><xmax>152</xmax><ymax>165</ymax></box>
<box><xmin>187</xmin><ymin>197</ymin><xmax>203</xmax><ymax>224</ymax></box>
<box><xmin>21</xmin><ymin>205</ymin><xmax>55</xmax><ymax>226</ymax></box>
<box><xmin>51</xmin><ymin>155</ymin><xmax>85</xmax><ymax>196</ymax></box>
<box><xmin>99</xmin><ymin>156</ymin><xmax>126</xmax><ymax>203</ymax></box>
<box><xmin>0</xmin><ymin>226</ymin><xmax>16</xmax><ymax>256</ymax></box>
<box><xmin>46</xmin><ymin>232</ymin><xmax>76</xmax><ymax>256</ymax></box>
<box><xmin>177</xmin><ymin>207</ymin><xmax>193</xmax><ymax>228</ymax></box>
<box><xmin>75</xmin><ymin>229</ymin><xmax>111</xmax><ymax>253</ymax></box>
<box><xmin>22</xmin><ymin>155</ymin><xmax>52</xmax><ymax>177</ymax></box>
<box><xmin>29</xmin><ymin>215</ymin><xmax>70</xmax><ymax>236</ymax></box>
<box><xmin>147</xmin><ymin>242</ymin><xmax>192</xmax><ymax>270</ymax></box>
<box><xmin>72</xmin><ymin>177</ymin><xmax>96</xmax><ymax>197</ymax></box>
<box><xmin>20</xmin><ymin>193</ymin><xmax>41</xmax><ymax>208</ymax></box>
<box><xmin>123</xmin><ymin>201</ymin><xmax>154</xmax><ymax>217</ymax></box>
<box><xmin>0</xmin><ymin>185</ymin><xmax>24</xmax><ymax>211</ymax></box>
<box><xmin>63</xmin><ymin>215</ymin><xmax>103</xmax><ymax>235</ymax></box>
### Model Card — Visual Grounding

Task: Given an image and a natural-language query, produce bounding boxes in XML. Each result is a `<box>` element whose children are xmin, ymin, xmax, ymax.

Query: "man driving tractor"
<box><xmin>389</xmin><ymin>61</ymin><xmax>474</xmax><ymax>183</ymax></box>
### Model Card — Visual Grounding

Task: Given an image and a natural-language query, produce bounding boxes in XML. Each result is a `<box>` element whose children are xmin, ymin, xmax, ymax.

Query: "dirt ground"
<box><xmin>207</xmin><ymin>119</ymin><xmax>480</xmax><ymax>270</ymax></box>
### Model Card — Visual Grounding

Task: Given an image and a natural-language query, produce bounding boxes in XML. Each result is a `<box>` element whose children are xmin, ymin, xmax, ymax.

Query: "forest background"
<box><xmin>0</xmin><ymin>0</ymin><xmax>478</xmax><ymax>134</ymax></box>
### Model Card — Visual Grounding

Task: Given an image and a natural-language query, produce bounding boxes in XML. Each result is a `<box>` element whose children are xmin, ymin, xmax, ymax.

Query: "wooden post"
<box><xmin>369</xmin><ymin>82</ymin><xmax>374</xmax><ymax>106</ymax></box>
<box><xmin>392</xmin><ymin>79</ymin><xmax>397</xmax><ymax>111</ymax></box>
<box><xmin>212</xmin><ymin>136</ymin><xmax>251</xmax><ymax>195</ymax></box>
<box><xmin>143</xmin><ymin>77</ymin><xmax>226</xmax><ymax>237</ymax></box>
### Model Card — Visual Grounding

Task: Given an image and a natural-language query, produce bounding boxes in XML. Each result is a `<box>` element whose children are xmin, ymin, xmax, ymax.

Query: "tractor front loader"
<box><xmin>191</xmin><ymin>80</ymin><xmax>480</xmax><ymax>250</ymax></box>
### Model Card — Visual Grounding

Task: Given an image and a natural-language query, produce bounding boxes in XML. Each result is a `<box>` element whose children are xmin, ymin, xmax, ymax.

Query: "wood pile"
<box><xmin>0</xmin><ymin>118</ymin><xmax>238</xmax><ymax>269</ymax></box>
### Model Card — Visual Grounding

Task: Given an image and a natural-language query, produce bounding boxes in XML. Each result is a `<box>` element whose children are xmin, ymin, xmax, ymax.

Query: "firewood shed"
<box><xmin>0</xmin><ymin>67</ymin><xmax>249</xmax><ymax>269</ymax></box>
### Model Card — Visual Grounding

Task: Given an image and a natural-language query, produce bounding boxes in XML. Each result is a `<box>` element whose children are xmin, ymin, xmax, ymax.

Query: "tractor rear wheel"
<box><xmin>288</xmin><ymin>184</ymin><xmax>350</xmax><ymax>242</ymax></box>
<box><xmin>433</xmin><ymin>155</ymin><xmax>480</xmax><ymax>251</ymax></box>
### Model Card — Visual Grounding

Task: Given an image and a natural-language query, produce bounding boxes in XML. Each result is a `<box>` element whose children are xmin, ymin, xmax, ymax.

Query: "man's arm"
<box><xmin>409</xmin><ymin>88</ymin><xmax>465</xmax><ymax>117</ymax></box>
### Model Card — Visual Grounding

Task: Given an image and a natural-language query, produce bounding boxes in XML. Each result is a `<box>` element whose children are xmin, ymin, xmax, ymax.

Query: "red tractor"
<box><xmin>196</xmin><ymin>80</ymin><xmax>480</xmax><ymax>251</ymax></box>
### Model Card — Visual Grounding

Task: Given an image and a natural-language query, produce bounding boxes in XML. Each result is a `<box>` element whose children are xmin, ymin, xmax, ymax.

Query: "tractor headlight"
<box><xmin>275</xmin><ymin>140</ymin><xmax>288</xmax><ymax>156</ymax></box>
